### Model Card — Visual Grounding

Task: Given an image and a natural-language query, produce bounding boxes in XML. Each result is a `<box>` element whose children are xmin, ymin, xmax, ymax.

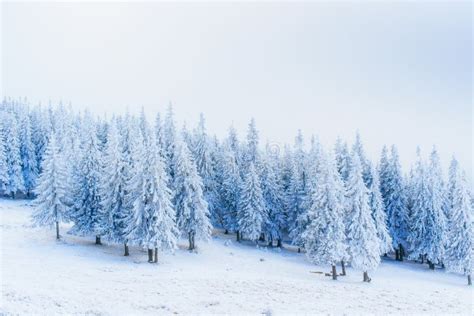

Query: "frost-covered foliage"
<box><xmin>444</xmin><ymin>158</ymin><xmax>473</xmax><ymax>279</ymax></box>
<box><xmin>302</xmin><ymin>150</ymin><xmax>347</xmax><ymax>267</ymax></box>
<box><xmin>0</xmin><ymin>98</ymin><xmax>470</xmax><ymax>279</ymax></box>
<box><xmin>345</xmin><ymin>153</ymin><xmax>381</xmax><ymax>273</ymax></box>
<box><xmin>238</xmin><ymin>162</ymin><xmax>266</xmax><ymax>242</ymax></box>
<box><xmin>173</xmin><ymin>139</ymin><xmax>212</xmax><ymax>249</ymax></box>
<box><xmin>31</xmin><ymin>134</ymin><xmax>69</xmax><ymax>236</ymax></box>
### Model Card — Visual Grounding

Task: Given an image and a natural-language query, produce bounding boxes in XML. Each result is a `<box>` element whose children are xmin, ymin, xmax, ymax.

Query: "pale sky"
<box><xmin>1</xmin><ymin>1</ymin><xmax>472</xmax><ymax>182</ymax></box>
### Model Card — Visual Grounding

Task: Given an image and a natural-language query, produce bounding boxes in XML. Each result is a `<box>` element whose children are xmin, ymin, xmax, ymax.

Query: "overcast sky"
<box><xmin>1</xmin><ymin>1</ymin><xmax>472</xmax><ymax>182</ymax></box>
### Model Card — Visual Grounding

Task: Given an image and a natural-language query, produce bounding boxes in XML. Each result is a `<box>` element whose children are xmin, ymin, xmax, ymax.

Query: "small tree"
<box><xmin>173</xmin><ymin>140</ymin><xmax>212</xmax><ymax>250</ymax></box>
<box><xmin>238</xmin><ymin>162</ymin><xmax>266</xmax><ymax>242</ymax></box>
<box><xmin>32</xmin><ymin>134</ymin><xmax>69</xmax><ymax>239</ymax></box>
<box><xmin>444</xmin><ymin>158</ymin><xmax>473</xmax><ymax>285</ymax></box>
<box><xmin>369</xmin><ymin>166</ymin><xmax>392</xmax><ymax>256</ymax></box>
<box><xmin>346</xmin><ymin>153</ymin><xmax>381</xmax><ymax>282</ymax></box>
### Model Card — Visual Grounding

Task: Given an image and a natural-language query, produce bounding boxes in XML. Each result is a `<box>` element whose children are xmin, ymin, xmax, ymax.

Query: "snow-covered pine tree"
<box><xmin>68</xmin><ymin>123</ymin><xmax>103</xmax><ymax>244</ymax></box>
<box><xmin>238</xmin><ymin>162</ymin><xmax>266</xmax><ymax>243</ymax></box>
<box><xmin>408</xmin><ymin>147</ymin><xmax>430</xmax><ymax>262</ymax></box>
<box><xmin>346</xmin><ymin>153</ymin><xmax>381</xmax><ymax>282</ymax></box>
<box><xmin>369</xmin><ymin>165</ymin><xmax>393</xmax><ymax>256</ymax></box>
<box><xmin>0</xmin><ymin>126</ymin><xmax>9</xmax><ymax>192</ymax></box>
<box><xmin>125</xmin><ymin>124</ymin><xmax>178</xmax><ymax>262</ymax></box>
<box><xmin>352</xmin><ymin>132</ymin><xmax>373</xmax><ymax>187</ymax></box>
<box><xmin>164</xmin><ymin>104</ymin><xmax>177</xmax><ymax>182</ymax></box>
<box><xmin>302</xmin><ymin>149</ymin><xmax>347</xmax><ymax>280</ymax></box>
<box><xmin>380</xmin><ymin>145</ymin><xmax>409</xmax><ymax>261</ymax></box>
<box><xmin>173</xmin><ymin>139</ymin><xmax>212</xmax><ymax>250</ymax></box>
<box><xmin>444</xmin><ymin>158</ymin><xmax>473</xmax><ymax>285</ymax></box>
<box><xmin>423</xmin><ymin>147</ymin><xmax>447</xmax><ymax>269</ymax></box>
<box><xmin>3</xmin><ymin>113</ymin><xmax>25</xmax><ymax>197</ymax></box>
<box><xmin>244</xmin><ymin>118</ymin><xmax>260</xmax><ymax>167</ymax></box>
<box><xmin>99</xmin><ymin>119</ymin><xmax>130</xmax><ymax>255</ymax></box>
<box><xmin>154</xmin><ymin>112</ymin><xmax>165</xmax><ymax>155</ymax></box>
<box><xmin>335</xmin><ymin>137</ymin><xmax>351</xmax><ymax>183</ymax></box>
<box><xmin>192</xmin><ymin>113</ymin><xmax>221</xmax><ymax>227</ymax></box>
<box><xmin>218</xmin><ymin>142</ymin><xmax>241</xmax><ymax>235</ymax></box>
<box><xmin>260</xmin><ymin>154</ymin><xmax>285</xmax><ymax>247</ymax></box>
<box><xmin>32</xmin><ymin>134</ymin><xmax>69</xmax><ymax>239</ymax></box>
<box><xmin>19</xmin><ymin>112</ymin><xmax>38</xmax><ymax>197</ymax></box>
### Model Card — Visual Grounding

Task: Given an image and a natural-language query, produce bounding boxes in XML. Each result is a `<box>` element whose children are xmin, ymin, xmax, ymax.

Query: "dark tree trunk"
<box><xmin>224</xmin><ymin>229</ymin><xmax>229</xmax><ymax>234</ymax></box>
<box><xmin>268</xmin><ymin>240</ymin><xmax>273</xmax><ymax>247</ymax></box>
<box><xmin>468</xmin><ymin>275</ymin><xmax>472</xmax><ymax>286</ymax></box>
<box><xmin>428</xmin><ymin>261</ymin><xmax>435</xmax><ymax>270</ymax></box>
<box><xmin>383</xmin><ymin>253</ymin><xmax>388</xmax><ymax>257</ymax></box>
<box><xmin>55</xmin><ymin>221</ymin><xmax>60</xmax><ymax>240</ymax></box>
<box><xmin>298</xmin><ymin>247</ymin><xmax>301</xmax><ymax>253</ymax></box>
<box><xmin>363</xmin><ymin>272</ymin><xmax>370</xmax><ymax>282</ymax></box>
<box><xmin>188</xmin><ymin>232</ymin><xmax>195</xmax><ymax>250</ymax></box>
<box><xmin>259</xmin><ymin>233</ymin><xmax>265</xmax><ymax>242</ymax></box>
<box><xmin>277</xmin><ymin>239</ymin><xmax>282</xmax><ymax>248</ymax></box>
<box><xmin>95</xmin><ymin>235</ymin><xmax>102</xmax><ymax>245</ymax></box>
<box><xmin>395</xmin><ymin>249</ymin><xmax>400</xmax><ymax>261</ymax></box>
<box><xmin>421</xmin><ymin>254</ymin><xmax>424</xmax><ymax>264</ymax></box>
<box><xmin>124</xmin><ymin>243</ymin><xmax>129</xmax><ymax>256</ymax></box>
<box><xmin>154</xmin><ymin>247</ymin><xmax>158</xmax><ymax>263</ymax></box>
<box><xmin>341</xmin><ymin>260</ymin><xmax>346</xmax><ymax>276</ymax></box>
<box><xmin>332</xmin><ymin>265</ymin><xmax>337</xmax><ymax>280</ymax></box>
<box><xmin>236</xmin><ymin>230</ymin><xmax>240</xmax><ymax>242</ymax></box>
<box><xmin>398</xmin><ymin>244</ymin><xmax>404</xmax><ymax>261</ymax></box>
<box><xmin>10</xmin><ymin>192</ymin><xmax>15</xmax><ymax>199</ymax></box>
<box><xmin>147</xmin><ymin>249</ymin><xmax>153</xmax><ymax>262</ymax></box>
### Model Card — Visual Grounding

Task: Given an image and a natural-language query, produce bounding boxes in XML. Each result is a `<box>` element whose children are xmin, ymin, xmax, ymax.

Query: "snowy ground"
<box><xmin>1</xmin><ymin>200</ymin><xmax>472</xmax><ymax>315</ymax></box>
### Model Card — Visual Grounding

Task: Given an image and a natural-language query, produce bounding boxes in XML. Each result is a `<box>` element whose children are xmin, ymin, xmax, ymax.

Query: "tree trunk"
<box><xmin>398</xmin><ymin>244</ymin><xmax>404</xmax><ymax>261</ymax></box>
<box><xmin>224</xmin><ymin>229</ymin><xmax>229</xmax><ymax>234</ymax></box>
<box><xmin>277</xmin><ymin>239</ymin><xmax>282</xmax><ymax>248</ymax></box>
<box><xmin>341</xmin><ymin>260</ymin><xmax>346</xmax><ymax>276</ymax></box>
<box><xmin>55</xmin><ymin>221</ymin><xmax>60</xmax><ymax>240</ymax></box>
<box><xmin>428</xmin><ymin>261</ymin><xmax>435</xmax><ymax>270</ymax></box>
<box><xmin>95</xmin><ymin>235</ymin><xmax>102</xmax><ymax>245</ymax></box>
<box><xmin>332</xmin><ymin>265</ymin><xmax>337</xmax><ymax>280</ymax></box>
<box><xmin>236</xmin><ymin>230</ymin><xmax>240</xmax><ymax>242</ymax></box>
<box><xmin>298</xmin><ymin>247</ymin><xmax>301</xmax><ymax>253</ymax></box>
<box><xmin>259</xmin><ymin>233</ymin><xmax>265</xmax><ymax>242</ymax></box>
<box><xmin>468</xmin><ymin>275</ymin><xmax>472</xmax><ymax>286</ymax></box>
<box><xmin>395</xmin><ymin>249</ymin><xmax>400</xmax><ymax>261</ymax></box>
<box><xmin>421</xmin><ymin>254</ymin><xmax>424</xmax><ymax>264</ymax></box>
<box><xmin>268</xmin><ymin>240</ymin><xmax>273</xmax><ymax>247</ymax></box>
<box><xmin>363</xmin><ymin>271</ymin><xmax>370</xmax><ymax>282</ymax></box>
<box><xmin>154</xmin><ymin>247</ymin><xmax>158</xmax><ymax>263</ymax></box>
<box><xmin>124</xmin><ymin>243</ymin><xmax>129</xmax><ymax>256</ymax></box>
<box><xmin>147</xmin><ymin>249</ymin><xmax>153</xmax><ymax>262</ymax></box>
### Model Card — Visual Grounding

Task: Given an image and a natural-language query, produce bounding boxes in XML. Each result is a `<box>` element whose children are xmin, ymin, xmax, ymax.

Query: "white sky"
<box><xmin>1</xmin><ymin>1</ymin><xmax>472</xmax><ymax>183</ymax></box>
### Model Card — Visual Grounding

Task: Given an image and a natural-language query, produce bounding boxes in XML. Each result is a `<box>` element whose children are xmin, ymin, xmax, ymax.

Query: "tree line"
<box><xmin>0</xmin><ymin>98</ymin><xmax>472</xmax><ymax>285</ymax></box>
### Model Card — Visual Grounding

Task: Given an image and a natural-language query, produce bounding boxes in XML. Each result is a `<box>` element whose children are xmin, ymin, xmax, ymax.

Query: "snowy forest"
<box><xmin>0</xmin><ymin>99</ymin><xmax>472</xmax><ymax>285</ymax></box>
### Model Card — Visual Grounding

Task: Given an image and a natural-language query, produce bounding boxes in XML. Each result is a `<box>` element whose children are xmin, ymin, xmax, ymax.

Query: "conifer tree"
<box><xmin>32</xmin><ymin>134</ymin><xmax>69</xmax><ymax>239</ymax></box>
<box><xmin>69</xmin><ymin>125</ymin><xmax>103</xmax><ymax>244</ymax></box>
<box><xmin>173</xmin><ymin>140</ymin><xmax>212</xmax><ymax>250</ymax></box>
<box><xmin>19</xmin><ymin>113</ymin><xmax>38</xmax><ymax>197</ymax></box>
<box><xmin>346</xmin><ymin>153</ymin><xmax>381</xmax><ymax>282</ymax></box>
<box><xmin>99</xmin><ymin>120</ymin><xmax>130</xmax><ymax>255</ymax></box>
<box><xmin>0</xmin><ymin>127</ymin><xmax>9</xmax><ymax>192</ymax></box>
<box><xmin>352</xmin><ymin>132</ymin><xmax>373</xmax><ymax>187</ymax></box>
<box><xmin>4</xmin><ymin>113</ymin><xmax>25</xmax><ymax>197</ymax></box>
<box><xmin>335</xmin><ymin>137</ymin><xmax>351</xmax><ymax>183</ymax></box>
<box><xmin>444</xmin><ymin>158</ymin><xmax>473</xmax><ymax>285</ymax></box>
<box><xmin>302</xmin><ymin>150</ymin><xmax>347</xmax><ymax>280</ymax></box>
<box><xmin>369</xmin><ymin>165</ymin><xmax>393</xmax><ymax>256</ymax></box>
<box><xmin>238</xmin><ymin>162</ymin><xmax>266</xmax><ymax>242</ymax></box>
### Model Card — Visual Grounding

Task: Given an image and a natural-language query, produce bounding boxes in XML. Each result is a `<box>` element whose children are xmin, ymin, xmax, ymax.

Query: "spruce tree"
<box><xmin>369</xmin><ymin>165</ymin><xmax>393</xmax><ymax>256</ymax></box>
<box><xmin>68</xmin><ymin>125</ymin><xmax>103</xmax><ymax>244</ymax></box>
<box><xmin>335</xmin><ymin>137</ymin><xmax>351</xmax><ymax>183</ymax></box>
<box><xmin>444</xmin><ymin>158</ymin><xmax>473</xmax><ymax>285</ymax></box>
<box><xmin>238</xmin><ymin>162</ymin><xmax>266</xmax><ymax>242</ymax></box>
<box><xmin>32</xmin><ymin>134</ymin><xmax>69</xmax><ymax>239</ymax></box>
<box><xmin>4</xmin><ymin>113</ymin><xmax>25</xmax><ymax>197</ymax></box>
<box><xmin>19</xmin><ymin>113</ymin><xmax>38</xmax><ymax>197</ymax></box>
<box><xmin>0</xmin><ymin>127</ymin><xmax>8</xmax><ymax>192</ymax></box>
<box><xmin>173</xmin><ymin>140</ymin><xmax>212</xmax><ymax>250</ymax></box>
<box><xmin>346</xmin><ymin>153</ymin><xmax>381</xmax><ymax>282</ymax></box>
<box><xmin>302</xmin><ymin>150</ymin><xmax>347</xmax><ymax>280</ymax></box>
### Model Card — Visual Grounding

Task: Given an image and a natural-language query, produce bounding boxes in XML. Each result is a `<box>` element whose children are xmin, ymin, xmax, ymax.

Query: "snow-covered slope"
<box><xmin>1</xmin><ymin>200</ymin><xmax>472</xmax><ymax>315</ymax></box>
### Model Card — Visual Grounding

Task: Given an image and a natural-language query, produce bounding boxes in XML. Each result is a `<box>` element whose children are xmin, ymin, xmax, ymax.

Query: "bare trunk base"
<box><xmin>55</xmin><ymin>221</ymin><xmax>60</xmax><ymax>240</ymax></box>
<box><xmin>124</xmin><ymin>243</ymin><xmax>129</xmax><ymax>256</ymax></box>
<box><xmin>428</xmin><ymin>262</ymin><xmax>435</xmax><ymax>270</ymax></box>
<box><xmin>468</xmin><ymin>275</ymin><xmax>472</xmax><ymax>286</ymax></box>
<box><xmin>277</xmin><ymin>239</ymin><xmax>282</xmax><ymax>248</ymax></box>
<box><xmin>399</xmin><ymin>244</ymin><xmax>404</xmax><ymax>261</ymax></box>
<box><xmin>332</xmin><ymin>265</ymin><xmax>337</xmax><ymax>280</ymax></box>
<box><xmin>341</xmin><ymin>260</ymin><xmax>346</xmax><ymax>276</ymax></box>
<box><xmin>236</xmin><ymin>231</ymin><xmax>240</xmax><ymax>242</ymax></box>
<box><xmin>298</xmin><ymin>248</ymin><xmax>301</xmax><ymax>253</ymax></box>
<box><xmin>154</xmin><ymin>247</ymin><xmax>158</xmax><ymax>263</ymax></box>
<box><xmin>363</xmin><ymin>271</ymin><xmax>371</xmax><ymax>282</ymax></box>
<box><xmin>95</xmin><ymin>236</ymin><xmax>102</xmax><ymax>245</ymax></box>
<box><xmin>395</xmin><ymin>249</ymin><xmax>400</xmax><ymax>261</ymax></box>
<box><xmin>147</xmin><ymin>249</ymin><xmax>153</xmax><ymax>262</ymax></box>
<box><xmin>224</xmin><ymin>229</ymin><xmax>229</xmax><ymax>234</ymax></box>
